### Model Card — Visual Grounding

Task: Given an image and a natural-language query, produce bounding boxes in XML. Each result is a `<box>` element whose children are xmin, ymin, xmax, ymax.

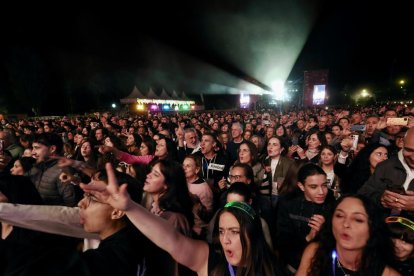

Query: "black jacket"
<box><xmin>275</xmin><ymin>194</ymin><xmax>334</xmax><ymax>270</ymax></box>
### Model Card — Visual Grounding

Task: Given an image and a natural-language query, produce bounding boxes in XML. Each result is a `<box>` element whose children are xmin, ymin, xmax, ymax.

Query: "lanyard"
<box><xmin>202</xmin><ymin>155</ymin><xmax>216</xmax><ymax>180</ymax></box>
<box><xmin>227</xmin><ymin>262</ymin><xmax>235</xmax><ymax>276</ymax></box>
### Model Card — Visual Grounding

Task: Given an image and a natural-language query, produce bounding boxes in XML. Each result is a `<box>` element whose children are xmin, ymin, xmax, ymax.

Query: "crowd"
<box><xmin>0</xmin><ymin>104</ymin><xmax>414</xmax><ymax>275</ymax></box>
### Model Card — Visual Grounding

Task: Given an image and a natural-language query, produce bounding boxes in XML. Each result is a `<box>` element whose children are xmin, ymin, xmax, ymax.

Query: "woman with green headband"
<box><xmin>386</xmin><ymin>216</ymin><xmax>414</xmax><ymax>275</ymax></box>
<box><xmin>82</xmin><ymin>163</ymin><xmax>282</xmax><ymax>276</ymax></box>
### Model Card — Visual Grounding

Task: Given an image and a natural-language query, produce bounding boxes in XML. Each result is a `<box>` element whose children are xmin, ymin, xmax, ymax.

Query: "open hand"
<box><xmin>81</xmin><ymin>163</ymin><xmax>133</xmax><ymax>211</ymax></box>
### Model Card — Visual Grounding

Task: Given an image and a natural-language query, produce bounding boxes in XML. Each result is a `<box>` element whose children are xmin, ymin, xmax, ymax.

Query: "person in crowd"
<box><xmin>250</xmin><ymin>134</ymin><xmax>266</xmax><ymax>160</ymax></box>
<box><xmin>82</xmin><ymin>162</ymin><xmax>282</xmax><ymax>275</ymax></box>
<box><xmin>10</xmin><ymin>156</ymin><xmax>36</xmax><ymax>176</ymax></box>
<box><xmin>288</xmin><ymin>131</ymin><xmax>327</xmax><ymax>164</ymax></box>
<box><xmin>93</xmin><ymin>127</ymin><xmax>108</xmax><ymax>145</ymax></box>
<box><xmin>339</xmin><ymin>142</ymin><xmax>388</xmax><ymax>194</ymax></box>
<box><xmin>243</xmin><ymin>129</ymin><xmax>253</xmax><ymax>141</ymax></box>
<box><xmin>196</xmin><ymin>132</ymin><xmax>230</xmax><ymax>207</ymax></box>
<box><xmin>226</xmin><ymin>122</ymin><xmax>245</xmax><ymax>164</ymax></box>
<box><xmin>29</xmin><ymin>133</ymin><xmax>77</xmax><ymax>206</ymax></box>
<box><xmin>82</xmin><ymin>127</ymin><xmax>90</xmax><ymax>137</ymax></box>
<box><xmin>317</xmin><ymin>115</ymin><xmax>330</xmax><ymax>132</ymax></box>
<box><xmin>0</xmin><ymin>129</ymin><xmax>24</xmax><ymax>160</ymax></box>
<box><xmin>330</xmin><ymin>124</ymin><xmax>342</xmax><ymax>145</ymax></box>
<box><xmin>23</xmin><ymin>170</ymin><xmax>147</xmax><ymax>275</ymax></box>
<box><xmin>100</xmin><ymin>136</ymin><xmax>177</xmax><ymax>166</ymax></box>
<box><xmin>260</xmin><ymin>136</ymin><xmax>294</xmax><ymax>223</ymax></box>
<box><xmin>19</xmin><ymin>133</ymin><xmax>35</xmax><ymax>150</ymax></box>
<box><xmin>139</xmin><ymin>159</ymin><xmax>195</xmax><ymax>275</ymax></box>
<box><xmin>96</xmin><ymin>134</ymin><xmax>117</xmax><ymax>169</ymax></box>
<box><xmin>386</xmin><ymin>215</ymin><xmax>414</xmax><ymax>275</ymax></box>
<box><xmin>318</xmin><ymin>145</ymin><xmax>341</xmax><ymax>197</ymax></box>
<box><xmin>297</xmin><ymin>195</ymin><xmax>400</xmax><ymax>276</ymax></box>
<box><xmin>234</xmin><ymin>140</ymin><xmax>264</xmax><ymax>186</ymax></box>
<box><xmin>0</xmin><ymin>169</ymin><xmax>149</xmax><ymax>275</ymax></box>
<box><xmin>0</xmin><ymin>174</ymin><xmax>80</xmax><ymax>275</ymax></box>
<box><xmin>76</xmin><ymin>138</ymin><xmax>100</xmax><ymax>170</ymax></box>
<box><xmin>362</xmin><ymin>114</ymin><xmax>380</xmax><ymax>144</ymax></box>
<box><xmin>324</xmin><ymin>131</ymin><xmax>335</xmax><ymax>146</ymax></box>
<box><xmin>177</xmin><ymin>127</ymin><xmax>202</xmax><ymax>162</ymax></box>
<box><xmin>265</xmin><ymin>125</ymin><xmax>275</xmax><ymax>141</ymax></box>
<box><xmin>125</xmin><ymin>133</ymin><xmax>142</xmax><ymax>156</ymax></box>
<box><xmin>183</xmin><ymin>155</ymin><xmax>214</xmax><ymax>238</ymax></box>
<box><xmin>139</xmin><ymin>135</ymin><xmax>156</xmax><ymax>156</ymax></box>
<box><xmin>395</xmin><ymin>130</ymin><xmax>407</xmax><ymax>150</ymax></box>
<box><xmin>225</xmin><ymin>182</ymin><xmax>273</xmax><ymax>249</ymax></box>
<box><xmin>72</xmin><ymin>132</ymin><xmax>85</xmax><ymax>159</ymax></box>
<box><xmin>276</xmin><ymin>163</ymin><xmax>335</xmax><ymax>274</ymax></box>
<box><xmin>217</xmin><ymin>163</ymin><xmax>255</xmax><ymax>193</ymax></box>
<box><xmin>338</xmin><ymin>117</ymin><xmax>351</xmax><ymax>134</ymax></box>
<box><xmin>63</xmin><ymin>142</ymin><xmax>75</xmax><ymax>159</ymax></box>
<box><xmin>218</xmin><ymin>131</ymin><xmax>230</xmax><ymax>151</ymax></box>
<box><xmin>275</xmin><ymin>124</ymin><xmax>290</xmax><ymax>146</ymax></box>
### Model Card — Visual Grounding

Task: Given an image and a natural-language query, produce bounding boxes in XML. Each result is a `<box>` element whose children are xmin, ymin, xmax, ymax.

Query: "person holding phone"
<box><xmin>359</xmin><ymin>126</ymin><xmax>414</xmax><ymax>218</ymax></box>
<box><xmin>176</xmin><ymin>127</ymin><xmax>201</xmax><ymax>162</ymax></box>
<box><xmin>275</xmin><ymin>163</ymin><xmax>335</xmax><ymax>274</ymax></box>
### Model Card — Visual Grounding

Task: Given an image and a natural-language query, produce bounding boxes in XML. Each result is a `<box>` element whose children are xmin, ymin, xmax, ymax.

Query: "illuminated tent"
<box><xmin>121</xmin><ymin>86</ymin><xmax>195</xmax><ymax>111</ymax></box>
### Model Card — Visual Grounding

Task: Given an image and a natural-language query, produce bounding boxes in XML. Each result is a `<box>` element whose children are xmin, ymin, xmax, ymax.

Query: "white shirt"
<box><xmin>270</xmin><ymin>158</ymin><xmax>280</xmax><ymax>179</ymax></box>
<box><xmin>398</xmin><ymin>150</ymin><xmax>414</xmax><ymax>191</ymax></box>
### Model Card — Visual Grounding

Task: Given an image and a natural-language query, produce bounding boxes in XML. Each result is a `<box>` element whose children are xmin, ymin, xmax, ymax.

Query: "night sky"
<box><xmin>0</xmin><ymin>0</ymin><xmax>412</xmax><ymax>115</ymax></box>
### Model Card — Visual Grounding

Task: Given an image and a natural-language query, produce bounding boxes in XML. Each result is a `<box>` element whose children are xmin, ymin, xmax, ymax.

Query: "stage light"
<box><xmin>271</xmin><ymin>80</ymin><xmax>285</xmax><ymax>101</ymax></box>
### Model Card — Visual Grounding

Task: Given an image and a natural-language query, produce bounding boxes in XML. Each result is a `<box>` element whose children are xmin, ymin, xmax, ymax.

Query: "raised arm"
<box><xmin>0</xmin><ymin>203</ymin><xmax>98</xmax><ymax>239</ymax></box>
<box><xmin>99</xmin><ymin>145</ymin><xmax>154</xmax><ymax>165</ymax></box>
<box><xmin>296</xmin><ymin>242</ymin><xmax>319</xmax><ymax>276</ymax></box>
<box><xmin>82</xmin><ymin>163</ymin><xmax>210</xmax><ymax>274</ymax></box>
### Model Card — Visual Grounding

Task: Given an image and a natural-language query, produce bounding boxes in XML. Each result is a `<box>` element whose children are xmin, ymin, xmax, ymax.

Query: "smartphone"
<box><xmin>351</xmin><ymin>134</ymin><xmax>359</xmax><ymax>150</ymax></box>
<box><xmin>351</xmin><ymin>124</ymin><xmax>366</xmax><ymax>132</ymax></box>
<box><xmin>292</xmin><ymin>136</ymin><xmax>299</xmax><ymax>146</ymax></box>
<box><xmin>387</xmin><ymin>117</ymin><xmax>408</xmax><ymax>126</ymax></box>
<box><xmin>387</xmin><ymin>184</ymin><xmax>406</xmax><ymax>195</ymax></box>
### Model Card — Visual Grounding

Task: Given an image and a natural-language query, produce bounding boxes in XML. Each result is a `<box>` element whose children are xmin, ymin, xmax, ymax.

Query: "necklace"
<box><xmin>337</xmin><ymin>259</ymin><xmax>353</xmax><ymax>276</ymax></box>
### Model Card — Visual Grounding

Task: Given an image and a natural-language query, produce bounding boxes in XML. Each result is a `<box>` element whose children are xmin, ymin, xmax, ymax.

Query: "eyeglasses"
<box><xmin>84</xmin><ymin>192</ymin><xmax>107</xmax><ymax>207</ymax></box>
<box><xmin>385</xmin><ymin>216</ymin><xmax>414</xmax><ymax>231</ymax></box>
<box><xmin>228</xmin><ymin>174</ymin><xmax>244</xmax><ymax>182</ymax></box>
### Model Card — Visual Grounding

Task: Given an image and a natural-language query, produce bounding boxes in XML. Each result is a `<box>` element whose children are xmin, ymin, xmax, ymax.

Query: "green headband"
<box><xmin>385</xmin><ymin>216</ymin><xmax>414</xmax><ymax>231</ymax></box>
<box><xmin>224</xmin><ymin>201</ymin><xmax>256</xmax><ymax>220</ymax></box>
